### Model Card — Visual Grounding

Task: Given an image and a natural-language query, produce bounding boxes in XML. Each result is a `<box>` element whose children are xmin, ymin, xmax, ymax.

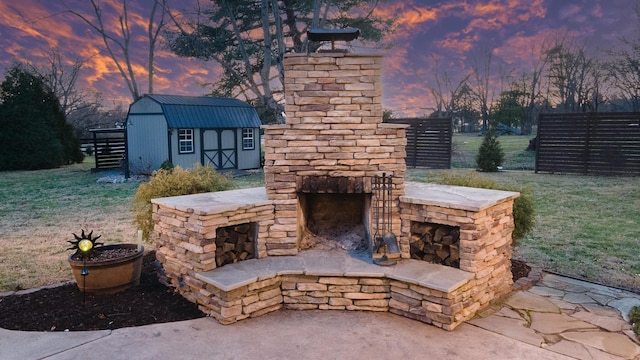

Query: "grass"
<box><xmin>0</xmin><ymin>158</ymin><xmax>140</xmax><ymax>290</ymax></box>
<box><xmin>2</xmin><ymin>135</ymin><xmax>639</xmax><ymax>292</ymax></box>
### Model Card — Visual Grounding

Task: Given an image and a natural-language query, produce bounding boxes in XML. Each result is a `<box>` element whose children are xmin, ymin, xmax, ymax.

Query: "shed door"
<box><xmin>202</xmin><ymin>129</ymin><xmax>237</xmax><ymax>170</ymax></box>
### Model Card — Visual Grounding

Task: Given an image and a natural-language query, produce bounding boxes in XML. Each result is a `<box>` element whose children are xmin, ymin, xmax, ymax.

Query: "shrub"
<box><xmin>476</xmin><ymin>131</ymin><xmax>505</xmax><ymax>172</ymax></box>
<box><xmin>159</xmin><ymin>160</ymin><xmax>174</xmax><ymax>171</ymax></box>
<box><xmin>631</xmin><ymin>306</ymin><xmax>640</xmax><ymax>337</ymax></box>
<box><xmin>133</xmin><ymin>164</ymin><xmax>235</xmax><ymax>241</ymax></box>
<box><xmin>427</xmin><ymin>171</ymin><xmax>535</xmax><ymax>244</ymax></box>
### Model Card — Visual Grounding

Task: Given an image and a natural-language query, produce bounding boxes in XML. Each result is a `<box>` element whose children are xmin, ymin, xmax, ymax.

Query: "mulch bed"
<box><xmin>0</xmin><ymin>253</ymin><xmax>532</xmax><ymax>332</ymax></box>
<box><xmin>0</xmin><ymin>251</ymin><xmax>204</xmax><ymax>331</ymax></box>
<box><xmin>511</xmin><ymin>259</ymin><xmax>531</xmax><ymax>282</ymax></box>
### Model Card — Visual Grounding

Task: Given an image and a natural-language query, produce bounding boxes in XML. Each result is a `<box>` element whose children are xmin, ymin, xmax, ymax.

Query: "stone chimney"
<box><xmin>262</xmin><ymin>52</ymin><xmax>408</xmax><ymax>257</ymax></box>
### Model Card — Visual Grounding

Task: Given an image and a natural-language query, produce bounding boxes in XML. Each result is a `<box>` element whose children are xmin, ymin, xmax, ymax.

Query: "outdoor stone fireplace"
<box><xmin>151</xmin><ymin>51</ymin><xmax>519</xmax><ymax>330</ymax></box>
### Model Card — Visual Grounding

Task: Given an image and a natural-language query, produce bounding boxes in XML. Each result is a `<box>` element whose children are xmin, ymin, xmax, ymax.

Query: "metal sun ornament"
<box><xmin>67</xmin><ymin>230</ymin><xmax>103</xmax><ymax>306</ymax></box>
<box><xmin>67</xmin><ymin>230</ymin><xmax>103</xmax><ymax>257</ymax></box>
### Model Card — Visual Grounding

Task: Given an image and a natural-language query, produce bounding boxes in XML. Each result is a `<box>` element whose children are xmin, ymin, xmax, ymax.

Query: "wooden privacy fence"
<box><xmin>88</xmin><ymin>128</ymin><xmax>127</xmax><ymax>172</ymax></box>
<box><xmin>385</xmin><ymin>118</ymin><xmax>452</xmax><ymax>169</ymax></box>
<box><xmin>536</xmin><ymin>112</ymin><xmax>640</xmax><ymax>176</ymax></box>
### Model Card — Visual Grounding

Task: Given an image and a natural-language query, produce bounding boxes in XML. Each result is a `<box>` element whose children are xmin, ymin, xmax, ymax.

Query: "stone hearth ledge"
<box><xmin>151</xmin><ymin>187</ymin><xmax>270</xmax><ymax>215</ymax></box>
<box><xmin>402</xmin><ymin>182</ymin><xmax>520</xmax><ymax>212</ymax></box>
<box><xmin>152</xmin><ymin>181</ymin><xmax>519</xmax><ymax>216</ymax></box>
<box><xmin>195</xmin><ymin>249</ymin><xmax>474</xmax><ymax>293</ymax></box>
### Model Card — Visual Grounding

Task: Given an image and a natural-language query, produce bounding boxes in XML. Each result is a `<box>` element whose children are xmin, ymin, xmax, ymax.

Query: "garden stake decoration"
<box><xmin>67</xmin><ymin>230</ymin><xmax>103</xmax><ymax>305</ymax></box>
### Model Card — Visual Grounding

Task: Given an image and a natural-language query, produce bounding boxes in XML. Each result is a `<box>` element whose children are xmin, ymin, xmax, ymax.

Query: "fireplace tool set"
<box><xmin>372</xmin><ymin>173</ymin><xmax>401</xmax><ymax>266</ymax></box>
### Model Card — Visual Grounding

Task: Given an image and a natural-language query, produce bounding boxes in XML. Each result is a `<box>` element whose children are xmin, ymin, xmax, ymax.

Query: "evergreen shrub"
<box><xmin>0</xmin><ymin>64</ymin><xmax>83</xmax><ymax>170</ymax></box>
<box><xmin>476</xmin><ymin>131</ymin><xmax>505</xmax><ymax>172</ymax></box>
<box><xmin>159</xmin><ymin>160</ymin><xmax>174</xmax><ymax>171</ymax></box>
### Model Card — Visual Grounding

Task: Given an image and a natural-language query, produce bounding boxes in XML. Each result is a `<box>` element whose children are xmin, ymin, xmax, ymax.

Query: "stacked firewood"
<box><xmin>215</xmin><ymin>223</ymin><xmax>256</xmax><ymax>267</ymax></box>
<box><xmin>409</xmin><ymin>222</ymin><xmax>460</xmax><ymax>268</ymax></box>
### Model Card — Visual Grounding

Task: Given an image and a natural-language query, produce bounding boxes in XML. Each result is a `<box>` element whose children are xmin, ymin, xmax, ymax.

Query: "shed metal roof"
<box><xmin>144</xmin><ymin>94</ymin><xmax>262</xmax><ymax>129</ymax></box>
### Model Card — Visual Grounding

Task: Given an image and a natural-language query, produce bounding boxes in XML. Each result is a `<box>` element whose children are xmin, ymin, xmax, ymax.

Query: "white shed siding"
<box><xmin>127</xmin><ymin>114</ymin><xmax>168</xmax><ymax>173</ymax></box>
<box><xmin>170</xmin><ymin>129</ymin><xmax>200</xmax><ymax>169</ymax></box>
<box><xmin>129</xmin><ymin>97</ymin><xmax>163</xmax><ymax>113</ymax></box>
<box><xmin>237</xmin><ymin>127</ymin><xmax>261</xmax><ymax>169</ymax></box>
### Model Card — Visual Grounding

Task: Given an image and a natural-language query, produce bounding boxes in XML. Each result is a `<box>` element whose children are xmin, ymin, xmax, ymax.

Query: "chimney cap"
<box><xmin>307</xmin><ymin>28</ymin><xmax>360</xmax><ymax>42</ymax></box>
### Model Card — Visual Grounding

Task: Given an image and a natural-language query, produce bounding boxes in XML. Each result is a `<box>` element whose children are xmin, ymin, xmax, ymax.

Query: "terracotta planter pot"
<box><xmin>68</xmin><ymin>244</ymin><xmax>144</xmax><ymax>294</ymax></box>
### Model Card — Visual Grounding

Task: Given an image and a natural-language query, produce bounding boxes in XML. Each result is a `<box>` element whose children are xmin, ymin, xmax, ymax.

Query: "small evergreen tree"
<box><xmin>476</xmin><ymin>130</ymin><xmax>505</xmax><ymax>172</ymax></box>
<box><xmin>0</xmin><ymin>64</ymin><xmax>83</xmax><ymax>170</ymax></box>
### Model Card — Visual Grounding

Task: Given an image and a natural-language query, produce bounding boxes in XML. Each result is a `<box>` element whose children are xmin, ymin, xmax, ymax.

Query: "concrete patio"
<box><xmin>3</xmin><ymin>271</ymin><xmax>639</xmax><ymax>360</ymax></box>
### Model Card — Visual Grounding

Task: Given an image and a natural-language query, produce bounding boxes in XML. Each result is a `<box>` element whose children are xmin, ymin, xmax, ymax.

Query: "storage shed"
<box><xmin>126</xmin><ymin>94</ymin><xmax>262</xmax><ymax>174</ymax></box>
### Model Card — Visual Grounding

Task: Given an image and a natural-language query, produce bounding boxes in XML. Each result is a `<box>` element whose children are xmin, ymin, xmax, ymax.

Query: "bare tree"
<box><xmin>584</xmin><ymin>58</ymin><xmax>610</xmax><ymax>112</ymax></box>
<box><xmin>607</xmin><ymin>5</ymin><xmax>640</xmax><ymax>111</ymax></box>
<box><xmin>470</xmin><ymin>48</ymin><xmax>495</xmax><ymax>132</ymax></box>
<box><xmin>416</xmin><ymin>56</ymin><xmax>472</xmax><ymax>129</ymax></box>
<box><xmin>544</xmin><ymin>40</ymin><xmax>595</xmax><ymax>112</ymax></box>
<box><xmin>147</xmin><ymin>0</ymin><xmax>168</xmax><ymax>94</ymax></box>
<box><xmin>26</xmin><ymin>48</ymin><xmax>108</xmax><ymax>138</ymax></box>
<box><xmin>166</xmin><ymin>0</ymin><xmax>392</xmax><ymax>123</ymax></box>
<box><xmin>67</xmin><ymin>0</ymin><xmax>168</xmax><ymax>101</ymax></box>
<box><xmin>28</xmin><ymin>49</ymin><xmax>85</xmax><ymax>117</ymax></box>
<box><xmin>510</xmin><ymin>38</ymin><xmax>553</xmax><ymax>134</ymax></box>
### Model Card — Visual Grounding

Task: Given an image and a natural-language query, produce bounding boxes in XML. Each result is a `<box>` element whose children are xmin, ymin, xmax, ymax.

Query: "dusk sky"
<box><xmin>0</xmin><ymin>0</ymin><xmax>637</xmax><ymax>117</ymax></box>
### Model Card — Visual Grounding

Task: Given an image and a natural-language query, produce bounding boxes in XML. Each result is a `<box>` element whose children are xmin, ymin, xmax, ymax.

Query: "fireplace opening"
<box><xmin>298</xmin><ymin>193</ymin><xmax>371</xmax><ymax>252</ymax></box>
<box><xmin>409</xmin><ymin>221</ymin><xmax>460</xmax><ymax>268</ymax></box>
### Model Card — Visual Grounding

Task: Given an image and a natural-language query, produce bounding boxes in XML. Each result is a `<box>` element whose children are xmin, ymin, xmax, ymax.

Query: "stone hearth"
<box><xmin>151</xmin><ymin>51</ymin><xmax>519</xmax><ymax>330</ymax></box>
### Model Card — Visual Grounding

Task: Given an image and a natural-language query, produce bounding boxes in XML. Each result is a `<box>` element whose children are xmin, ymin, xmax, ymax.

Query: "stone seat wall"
<box><xmin>151</xmin><ymin>183</ymin><xmax>518</xmax><ymax>330</ymax></box>
<box><xmin>152</xmin><ymin>188</ymin><xmax>275</xmax><ymax>303</ymax></box>
<box><xmin>191</xmin><ymin>250</ymin><xmax>475</xmax><ymax>330</ymax></box>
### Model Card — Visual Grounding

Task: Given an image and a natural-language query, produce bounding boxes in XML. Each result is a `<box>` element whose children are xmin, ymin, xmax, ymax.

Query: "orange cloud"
<box><xmin>474</xmin><ymin>2</ymin><xmax>503</xmax><ymax>15</ymax></box>
<box><xmin>375</xmin><ymin>1</ymin><xmax>439</xmax><ymax>41</ymax></box>
<box><xmin>437</xmin><ymin>33</ymin><xmax>478</xmax><ymax>53</ymax></box>
<box><xmin>493</xmin><ymin>28</ymin><xmax>579</xmax><ymax>70</ymax></box>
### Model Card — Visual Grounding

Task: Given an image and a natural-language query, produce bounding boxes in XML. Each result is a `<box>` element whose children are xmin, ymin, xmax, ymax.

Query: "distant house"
<box><xmin>126</xmin><ymin>94</ymin><xmax>262</xmax><ymax>174</ymax></box>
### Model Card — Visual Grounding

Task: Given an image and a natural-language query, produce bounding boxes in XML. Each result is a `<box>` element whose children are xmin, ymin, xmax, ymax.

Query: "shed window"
<box><xmin>242</xmin><ymin>128</ymin><xmax>255</xmax><ymax>150</ymax></box>
<box><xmin>178</xmin><ymin>129</ymin><xmax>194</xmax><ymax>154</ymax></box>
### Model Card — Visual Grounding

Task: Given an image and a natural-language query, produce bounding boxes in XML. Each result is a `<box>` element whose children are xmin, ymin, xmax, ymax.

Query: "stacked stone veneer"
<box><xmin>398</xmin><ymin>193</ymin><xmax>517</xmax><ymax>322</ymax></box>
<box><xmin>153</xmin><ymin>194</ymin><xmax>274</xmax><ymax>303</ymax></box>
<box><xmin>263</xmin><ymin>52</ymin><xmax>408</xmax><ymax>256</ymax></box>
<box><xmin>192</xmin><ymin>272</ymin><xmax>477</xmax><ymax>330</ymax></box>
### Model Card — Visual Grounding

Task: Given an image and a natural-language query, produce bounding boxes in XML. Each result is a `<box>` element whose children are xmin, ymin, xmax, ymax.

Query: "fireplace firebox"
<box><xmin>298</xmin><ymin>193</ymin><xmax>371</xmax><ymax>252</ymax></box>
